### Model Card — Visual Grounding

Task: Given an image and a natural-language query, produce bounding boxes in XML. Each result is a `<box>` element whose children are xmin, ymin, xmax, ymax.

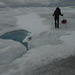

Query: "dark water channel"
<box><xmin>0</xmin><ymin>29</ymin><xmax>31</xmax><ymax>47</ymax></box>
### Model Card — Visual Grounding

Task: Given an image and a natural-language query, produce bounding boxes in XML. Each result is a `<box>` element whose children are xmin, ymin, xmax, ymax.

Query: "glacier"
<box><xmin>0</xmin><ymin>7</ymin><xmax>75</xmax><ymax>75</ymax></box>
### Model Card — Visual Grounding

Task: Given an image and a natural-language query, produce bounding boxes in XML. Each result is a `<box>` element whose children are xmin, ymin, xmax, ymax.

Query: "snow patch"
<box><xmin>16</xmin><ymin>13</ymin><xmax>51</xmax><ymax>35</ymax></box>
<box><xmin>0</xmin><ymin>39</ymin><xmax>27</xmax><ymax>65</ymax></box>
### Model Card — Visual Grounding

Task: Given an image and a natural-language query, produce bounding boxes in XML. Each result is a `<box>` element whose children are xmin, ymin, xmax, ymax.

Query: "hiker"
<box><xmin>23</xmin><ymin>34</ymin><xmax>32</xmax><ymax>50</ymax></box>
<box><xmin>53</xmin><ymin>7</ymin><xmax>63</xmax><ymax>28</ymax></box>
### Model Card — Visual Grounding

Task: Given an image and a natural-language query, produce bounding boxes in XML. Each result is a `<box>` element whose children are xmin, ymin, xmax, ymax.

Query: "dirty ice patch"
<box><xmin>16</xmin><ymin>13</ymin><xmax>50</xmax><ymax>35</ymax></box>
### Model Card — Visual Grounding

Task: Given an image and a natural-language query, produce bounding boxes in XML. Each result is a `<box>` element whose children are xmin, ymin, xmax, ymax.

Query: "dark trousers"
<box><xmin>55</xmin><ymin>18</ymin><xmax>59</xmax><ymax>28</ymax></box>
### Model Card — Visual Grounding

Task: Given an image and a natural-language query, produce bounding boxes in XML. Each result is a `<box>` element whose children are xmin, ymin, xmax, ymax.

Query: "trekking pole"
<box><xmin>65</xmin><ymin>22</ymin><xmax>67</xmax><ymax>29</ymax></box>
<box><xmin>51</xmin><ymin>16</ymin><xmax>54</xmax><ymax>29</ymax></box>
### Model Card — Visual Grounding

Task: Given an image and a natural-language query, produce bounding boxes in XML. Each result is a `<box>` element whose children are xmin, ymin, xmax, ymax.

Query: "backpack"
<box><xmin>61</xmin><ymin>19</ymin><xmax>67</xmax><ymax>24</ymax></box>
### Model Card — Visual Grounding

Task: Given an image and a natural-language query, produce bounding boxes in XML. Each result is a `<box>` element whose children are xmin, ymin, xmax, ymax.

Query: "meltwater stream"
<box><xmin>0</xmin><ymin>29</ymin><xmax>31</xmax><ymax>65</ymax></box>
<box><xmin>0</xmin><ymin>29</ymin><xmax>31</xmax><ymax>47</ymax></box>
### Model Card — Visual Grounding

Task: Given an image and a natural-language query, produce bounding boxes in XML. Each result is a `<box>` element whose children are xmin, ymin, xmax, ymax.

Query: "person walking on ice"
<box><xmin>53</xmin><ymin>7</ymin><xmax>63</xmax><ymax>28</ymax></box>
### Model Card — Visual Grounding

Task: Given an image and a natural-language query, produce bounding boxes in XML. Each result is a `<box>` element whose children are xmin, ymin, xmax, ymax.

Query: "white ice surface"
<box><xmin>0</xmin><ymin>39</ymin><xmax>27</xmax><ymax>65</ymax></box>
<box><xmin>16</xmin><ymin>13</ymin><xmax>51</xmax><ymax>35</ymax></box>
<box><xmin>0</xmin><ymin>7</ymin><xmax>75</xmax><ymax>75</ymax></box>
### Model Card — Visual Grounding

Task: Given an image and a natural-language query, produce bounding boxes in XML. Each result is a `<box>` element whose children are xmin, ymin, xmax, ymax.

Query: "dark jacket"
<box><xmin>53</xmin><ymin>7</ymin><xmax>62</xmax><ymax>19</ymax></box>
